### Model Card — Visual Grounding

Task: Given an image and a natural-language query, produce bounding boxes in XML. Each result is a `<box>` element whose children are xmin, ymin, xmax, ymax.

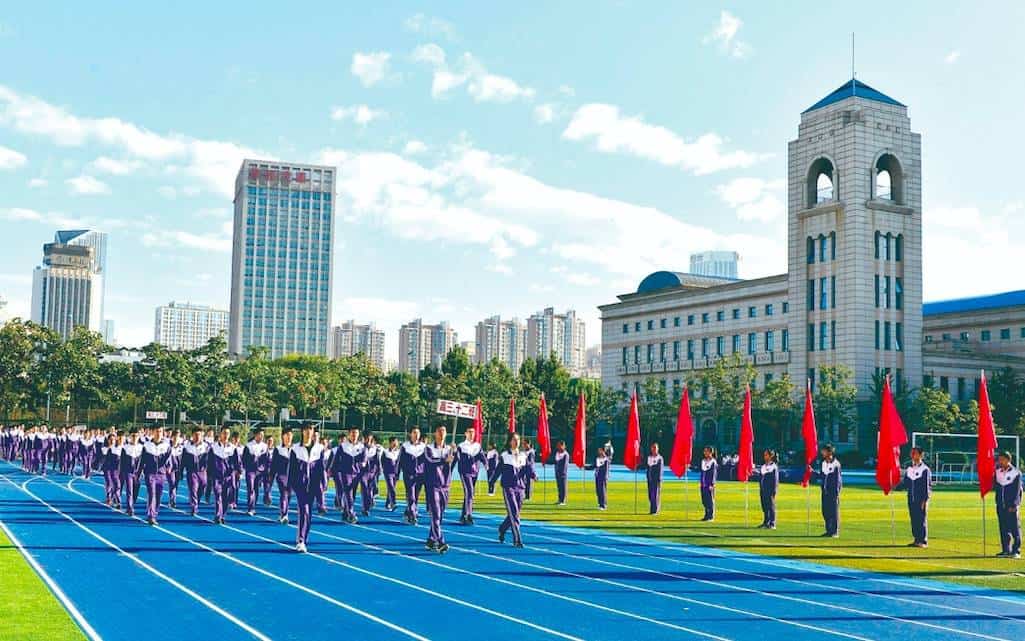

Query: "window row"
<box><xmin>806</xmin><ymin>277</ymin><xmax>836</xmax><ymax>311</ymax></box>
<box><xmin>874</xmin><ymin>232</ymin><xmax>904</xmax><ymax>261</ymax></box>
<box><xmin>806</xmin><ymin>232</ymin><xmax>837</xmax><ymax>264</ymax></box>
<box><xmin>874</xmin><ymin>275</ymin><xmax>904</xmax><ymax>309</ymax></box>
<box><xmin>806</xmin><ymin>321</ymin><xmax>838</xmax><ymax>352</ymax></box>
<box><xmin>620</xmin><ymin>330</ymin><xmax>790</xmax><ymax>365</ymax></box>
<box><xmin>926</xmin><ymin>327</ymin><xmax>1025</xmax><ymax>343</ymax></box>
<box><xmin>874</xmin><ymin>320</ymin><xmax>904</xmax><ymax>351</ymax></box>
<box><xmin>621</xmin><ymin>303</ymin><xmax>788</xmax><ymax>334</ymax></box>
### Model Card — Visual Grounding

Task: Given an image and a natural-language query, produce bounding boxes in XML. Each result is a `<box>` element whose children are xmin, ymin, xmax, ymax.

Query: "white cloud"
<box><xmin>715</xmin><ymin>177</ymin><xmax>786</xmax><ymax>222</ymax></box>
<box><xmin>928</xmin><ymin>205</ymin><xmax>982</xmax><ymax>230</ymax></box>
<box><xmin>534</xmin><ymin>103</ymin><xmax>556</xmax><ymax>124</ymax></box>
<box><xmin>563</xmin><ymin>103</ymin><xmax>768</xmax><ymax>175</ymax></box>
<box><xmin>944</xmin><ymin>50</ymin><xmax>961</xmax><ymax>64</ymax></box>
<box><xmin>413</xmin><ymin>46</ymin><xmax>535</xmax><ymax>103</ymax></box>
<box><xmin>66</xmin><ymin>174</ymin><xmax>110</xmax><ymax>195</ymax></box>
<box><xmin>0</xmin><ymin>207</ymin><xmax>86</xmax><ymax>228</ymax></box>
<box><xmin>330</xmin><ymin>104</ymin><xmax>386</xmax><ymax>126</ymax></box>
<box><xmin>412</xmin><ymin>43</ymin><xmax>446</xmax><ymax>67</ymax></box>
<box><xmin>558</xmin><ymin>85</ymin><xmax>575</xmax><ymax>97</ymax></box>
<box><xmin>142</xmin><ymin>228</ymin><xmax>230</xmax><ymax>253</ymax></box>
<box><xmin>351</xmin><ymin>51</ymin><xmax>391</xmax><ymax>87</ymax></box>
<box><xmin>157</xmin><ymin>186</ymin><xmax>177</xmax><ymax>199</ymax></box>
<box><xmin>0</xmin><ymin>145</ymin><xmax>26</xmax><ymax>169</ymax></box>
<box><xmin>0</xmin><ymin>84</ymin><xmax>263</xmax><ymax>198</ymax></box>
<box><xmin>703</xmin><ymin>10</ymin><xmax>752</xmax><ymax>59</ymax></box>
<box><xmin>566</xmin><ymin>273</ymin><xmax>601</xmax><ymax>287</ymax></box>
<box><xmin>403</xmin><ymin>14</ymin><xmax>456</xmax><ymax>40</ymax></box>
<box><xmin>90</xmin><ymin>155</ymin><xmax>143</xmax><ymax>175</ymax></box>
<box><xmin>334</xmin><ymin>297</ymin><xmax>419</xmax><ymax>334</ymax></box>
<box><xmin>403</xmin><ymin>140</ymin><xmax>428</xmax><ymax>155</ymax></box>
<box><xmin>27</xmin><ymin>177</ymin><xmax>47</xmax><ymax>188</ymax></box>
<box><xmin>486</xmin><ymin>263</ymin><xmax>513</xmax><ymax>275</ymax></box>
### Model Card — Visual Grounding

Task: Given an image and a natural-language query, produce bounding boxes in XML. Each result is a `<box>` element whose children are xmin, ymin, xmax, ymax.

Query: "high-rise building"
<box><xmin>56</xmin><ymin>229</ymin><xmax>108</xmax><ymax>324</ymax></box>
<box><xmin>398</xmin><ymin>319</ymin><xmax>457</xmax><ymax>374</ymax></box>
<box><xmin>30</xmin><ymin>242</ymin><xmax>103</xmax><ymax>339</ymax></box>
<box><xmin>329</xmin><ymin>320</ymin><xmax>386</xmax><ymax>370</ymax></box>
<box><xmin>689</xmin><ymin>251</ymin><xmax>739</xmax><ymax>280</ymax></box>
<box><xmin>459</xmin><ymin>340</ymin><xmax>476</xmax><ymax>361</ymax></box>
<box><xmin>474</xmin><ymin>315</ymin><xmax>527</xmax><ymax>373</ymax></box>
<box><xmin>155</xmin><ymin>302</ymin><xmax>229</xmax><ymax>351</ymax></box>
<box><xmin>102</xmin><ymin>319</ymin><xmax>116</xmax><ymax>345</ymax></box>
<box><xmin>228</xmin><ymin>159</ymin><xmax>336</xmax><ymax>358</ymax></box>
<box><xmin>527</xmin><ymin>307</ymin><xmax>586</xmax><ymax>375</ymax></box>
<box><xmin>583</xmin><ymin>344</ymin><xmax>602</xmax><ymax>379</ymax></box>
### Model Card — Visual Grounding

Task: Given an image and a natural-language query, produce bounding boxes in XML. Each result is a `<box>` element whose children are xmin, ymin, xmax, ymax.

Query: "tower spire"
<box><xmin>851</xmin><ymin>32</ymin><xmax>856</xmax><ymax>96</ymax></box>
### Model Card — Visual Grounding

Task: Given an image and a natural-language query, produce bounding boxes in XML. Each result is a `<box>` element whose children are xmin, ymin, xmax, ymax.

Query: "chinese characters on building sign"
<box><xmin>247</xmin><ymin>167</ymin><xmax>308</xmax><ymax>184</ymax></box>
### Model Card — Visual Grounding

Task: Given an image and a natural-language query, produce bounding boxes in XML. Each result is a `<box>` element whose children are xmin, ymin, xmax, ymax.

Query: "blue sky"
<box><xmin>1</xmin><ymin>2</ymin><xmax>1024</xmax><ymax>359</ymax></box>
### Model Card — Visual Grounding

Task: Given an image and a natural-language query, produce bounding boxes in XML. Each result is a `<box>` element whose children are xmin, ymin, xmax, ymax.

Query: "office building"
<box><xmin>102</xmin><ymin>319</ymin><xmax>116</xmax><ymax>345</ymax></box>
<box><xmin>527</xmin><ymin>307</ymin><xmax>586</xmax><ymax>376</ymax></box>
<box><xmin>56</xmin><ymin>229</ymin><xmax>108</xmax><ymax>324</ymax></box>
<box><xmin>474</xmin><ymin>315</ymin><xmax>527</xmax><ymax>373</ymax></box>
<box><xmin>30</xmin><ymin>241</ymin><xmax>103</xmax><ymax>339</ymax></box>
<box><xmin>398</xmin><ymin>319</ymin><xmax>457</xmax><ymax>374</ymax></box>
<box><xmin>329</xmin><ymin>320</ymin><xmax>386</xmax><ymax>370</ymax></box>
<box><xmin>689</xmin><ymin>251</ymin><xmax>740</xmax><ymax>280</ymax></box>
<box><xmin>155</xmin><ymin>302</ymin><xmax>229</xmax><ymax>351</ymax></box>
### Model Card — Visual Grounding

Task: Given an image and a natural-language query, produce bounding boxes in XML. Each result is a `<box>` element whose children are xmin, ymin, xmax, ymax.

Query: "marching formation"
<box><xmin>0</xmin><ymin>422</ymin><xmax>1020</xmax><ymax>558</ymax></box>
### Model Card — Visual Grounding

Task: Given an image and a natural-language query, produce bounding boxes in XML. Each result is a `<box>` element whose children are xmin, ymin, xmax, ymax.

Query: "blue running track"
<box><xmin>2</xmin><ymin>460</ymin><xmax>1024</xmax><ymax>641</ymax></box>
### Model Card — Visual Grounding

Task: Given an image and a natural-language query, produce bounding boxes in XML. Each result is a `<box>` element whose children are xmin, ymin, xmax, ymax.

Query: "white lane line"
<box><xmin>0</xmin><ymin>519</ymin><xmax>104</xmax><ymax>641</ymax></box>
<box><xmin>0</xmin><ymin>472</ymin><xmax>271</xmax><ymax>641</ymax></box>
<box><xmin>81</xmin><ymin>477</ymin><xmax>584</xmax><ymax>641</ymax></box>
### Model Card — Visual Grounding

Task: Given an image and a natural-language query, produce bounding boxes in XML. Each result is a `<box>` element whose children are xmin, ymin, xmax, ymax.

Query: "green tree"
<box><xmin>913</xmin><ymin>384</ymin><xmax>961</xmax><ymax>434</ymax></box>
<box><xmin>698</xmin><ymin>353</ymin><xmax>756</xmax><ymax>426</ymax></box>
<box><xmin>0</xmin><ymin>320</ymin><xmax>55</xmax><ymax>418</ymax></box>
<box><xmin>988</xmin><ymin>367</ymin><xmax>1024</xmax><ymax>433</ymax></box>
<box><xmin>38</xmin><ymin>326</ymin><xmax>107</xmax><ymax>423</ymax></box>
<box><xmin>813</xmin><ymin>364</ymin><xmax>857</xmax><ymax>442</ymax></box>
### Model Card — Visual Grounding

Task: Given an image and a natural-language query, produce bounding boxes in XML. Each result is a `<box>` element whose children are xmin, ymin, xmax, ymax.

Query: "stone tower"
<box><xmin>786</xmin><ymin>79</ymin><xmax>923</xmax><ymax>399</ymax></box>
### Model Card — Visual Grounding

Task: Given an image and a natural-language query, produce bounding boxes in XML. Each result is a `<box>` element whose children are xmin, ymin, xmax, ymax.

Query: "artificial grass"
<box><xmin>460</xmin><ymin>475</ymin><xmax>1025</xmax><ymax>594</ymax></box>
<box><xmin>0</xmin><ymin>526</ymin><xmax>88</xmax><ymax>641</ymax></box>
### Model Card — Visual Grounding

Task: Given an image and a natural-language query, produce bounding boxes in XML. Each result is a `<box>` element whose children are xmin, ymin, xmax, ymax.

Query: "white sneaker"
<box><xmin>279</xmin><ymin>516</ymin><xmax>288</xmax><ymax>524</ymax></box>
<box><xmin>296</xmin><ymin>542</ymin><xmax>307</xmax><ymax>553</ymax></box>
<box><xmin>247</xmin><ymin>510</ymin><xmax>255</xmax><ymax>516</ymax></box>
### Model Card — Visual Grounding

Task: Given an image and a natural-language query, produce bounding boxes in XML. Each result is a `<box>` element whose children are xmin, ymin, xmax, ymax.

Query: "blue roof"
<box><xmin>803</xmin><ymin>79</ymin><xmax>905</xmax><ymax>114</ymax></box>
<box><xmin>55</xmin><ymin>230</ymin><xmax>89</xmax><ymax>243</ymax></box>
<box><xmin>636</xmin><ymin>271</ymin><xmax>739</xmax><ymax>294</ymax></box>
<box><xmin>923</xmin><ymin>290</ymin><xmax>1025</xmax><ymax>316</ymax></box>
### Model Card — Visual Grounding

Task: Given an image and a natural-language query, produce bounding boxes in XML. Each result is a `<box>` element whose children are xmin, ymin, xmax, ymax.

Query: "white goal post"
<box><xmin>910</xmin><ymin>432</ymin><xmax>1021</xmax><ymax>485</ymax></box>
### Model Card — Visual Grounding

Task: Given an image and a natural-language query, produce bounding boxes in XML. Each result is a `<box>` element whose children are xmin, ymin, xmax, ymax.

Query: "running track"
<box><xmin>2</xmin><ymin>461</ymin><xmax>1024</xmax><ymax>641</ymax></box>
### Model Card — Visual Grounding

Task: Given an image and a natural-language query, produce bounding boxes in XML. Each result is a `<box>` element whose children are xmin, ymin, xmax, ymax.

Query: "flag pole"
<box><xmin>889</xmin><ymin>492</ymin><xmax>896</xmax><ymax>544</ymax></box>
<box><xmin>805</xmin><ymin>483</ymin><xmax>811</xmax><ymax>536</ymax></box>
<box><xmin>683</xmin><ymin>471</ymin><xmax>689</xmax><ymax>521</ymax></box>
<box><xmin>634</xmin><ymin>469</ymin><xmax>638</xmax><ymax>515</ymax></box>
<box><xmin>543</xmin><ymin>463</ymin><xmax>547</xmax><ymax>504</ymax></box>
<box><xmin>744</xmin><ymin>480</ymin><xmax>749</xmax><ymax>527</ymax></box>
<box><xmin>981</xmin><ymin>495</ymin><xmax>987</xmax><ymax>557</ymax></box>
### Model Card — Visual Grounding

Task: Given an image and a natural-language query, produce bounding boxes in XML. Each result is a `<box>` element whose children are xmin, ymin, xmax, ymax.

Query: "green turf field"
<box><xmin>464</xmin><ymin>476</ymin><xmax>1025</xmax><ymax>594</ymax></box>
<box><xmin>0</xmin><ymin>526</ymin><xmax>87</xmax><ymax>641</ymax></box>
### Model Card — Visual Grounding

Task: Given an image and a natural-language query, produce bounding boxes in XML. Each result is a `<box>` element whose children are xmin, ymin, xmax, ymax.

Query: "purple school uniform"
<box><xmin>400</xmin><ymin>441</ymin><xmax>426</xmax><ymax>523</ymax></box>
<box><xmin>995</xmin><ymin>465</ymin><xmax>1022</xmax><ymax>556</ymax></box>
<box><xmin>594</xmin><ymin>455</ymin><xmax>609</xmax><ymax>509</ymax></box>
<box><xmin>485</xmin><ymin>449</ymin><xmax>500</xmax><ymax>495</ymax></box>
<box><xmin>208</xmin><ymin>442</ymin><xmax>236</xmax><ymax>521</ymax></box>
<box><xmin>423</xmin><ymin>443</ymin><xmax>455</xmax><ymax>547</ymax></box>
<box><xmin>456</xmin><ymin>440</ymin><xmax>487</xmax><ymax>521</ymax></box>
<box><xmin>261</xmin><ymin>447</ymin><xmax>275</xmax><ymax>506</ymax></box>
<box><xmin>523</xmin><ymin>447</ymin><xmax>537</xmax><ymax>500</ymax></box>
<box><xmin>140</xmin><ymin>439</ymin><xmax>172</xmax><ymax>521</ymax></box>
<box><xmin>360</xmin><ymin>445</ymin><xmax>382</xmax><ymax>514</ymax></box>
<box><xmin>554</xmin><ymin>450</ymin><xmax>569</xmax><ymax>503</ymax></box>
<box><xmin>228</xmin><ymin>444</ymin><xmax>243</xmax><ymax>509</ymax></box>
<box><xmin>699</xmin><ymin>458</ymin><xmax>718</xmax><ymax>520</ymax></box>
<box><xmin>182</xmin><ymin>441</ymin><xmax>209</xmax><ymax>514</ymax></box>
<box><xmin>269</xmin><ymin>444</ymin><xmax>293</xmax><ymax>519</ymax></box>
<box><xmin>381</xmin><ymin>447</ymin><xmax>401</xmax><ymax>510</ymax></box>
<box><xmin>896</xmin><ymin>462</ymin><xmax>931</xmax><ymax>544</ymax></box>
<box><xmin>752</xmin><ymin>462</ymin><xmax>779</xmax><ymax>527</ymax></box>
<box><xmin>646</xmin><ymin>454</ymin><xmax>664</xmax><ymax>514</ymax></box>
<box><xmin>331</xmin><ymin>441</ymin><xmax>366</xmax><ymax>521</ymax></box>
<box><xmin>816</xmin><ymin>459</ymin><xmax>843</xmax><ymax>536</ymax></box>
<box><xmin>288</xmin><ymin>442</ymin><xmax>326</xmax><ymax>547</ymax></box>
<box><xmin>65</xmin><ymin>433</ymin><xmax>80</xmax><ymax>474</ymax></box>
<box><xmin>119</xmin><ymin>443</ymin><xmax>143</xmax><ymax>515</ymax></box>
<box><xmin>100</xmin><ymin>445</ymin><xmax>123</xmax><ymax>507</ymax></box>
<box><xmin>317</xmin><ymin>446</ymin><xmax>331</xmax><ymax>512</ymax></box>
<box><xmin>79</xmin><ymin>437</ymin><xmax>96</xmax><ymax>478</ymax></box>
<box><xmin>242</xmin><ymin>440</ymin><xmax>269</xmax><ymax>513</ymax></box>
<box><xmin>498</xmin><ymin>449</ymin><xmax>529</xmax><ymax>545</ymax></box>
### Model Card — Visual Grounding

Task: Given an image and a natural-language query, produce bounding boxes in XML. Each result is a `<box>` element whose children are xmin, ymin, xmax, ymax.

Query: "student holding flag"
<box><xmin>594</xmin><ymin>447</ymin><xmax>610</xmax><ymax>510</ymax></box>
<box><xmin>456</xmin><ymin>426</ymin><xmax>486</xmax><ymax>524</ymax></box>
<box><xmin>895</xmin><ymin>446</ymin><xmax>931</xmax><ymax>547</ymax></box>
<box><xmin>752</xmin><ymin>449</ymin><xmax>779</xmax><ymax>529</ymax></box>
<box><xmin>646</xmin><ymin>443</ymin><xmax>663</xmax><ymax>514</ymax></box>
<box><xmin>816</xmin><ymin>444</ymin><xmax>843</xmax><ymax>537</ymax></box>
<box><xmin>554</xmin><ymin>440</ymin><xmax>569</xmax><ymax>505</ymax></box>
<box><xmin>699</xmin><ymin>446</ymin><xmax>718</xmax><ymax>521</ymax></box>
<box><xmin>994</xmin><ymin>451</ymin><xmax>1022</xmax><ymax>558</ymax></box>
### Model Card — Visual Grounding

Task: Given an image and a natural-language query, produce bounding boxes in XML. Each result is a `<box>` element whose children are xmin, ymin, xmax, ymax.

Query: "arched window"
<box><xmin>807</xmin><ymin>157</ymin><xmax>835</xmax><ymax>206</ymax></box>
<box><xmin>874</xmin><ymin>153</ymin><xmax>904</xmax><ymax>204</ymax></box>
<box><xmin>807</xmin><ymin>236</ymin><xmax>815</xmax><ymax>264</ymax></box>
<box><xmin>895</xmin><ymin>234</ymin><xmax>904</xmax><ymax>261</ymax></box>
<box><xmin>829</xmin><ymin>231</ymin><xmax>836</xmax><ymax>260</ymax></box>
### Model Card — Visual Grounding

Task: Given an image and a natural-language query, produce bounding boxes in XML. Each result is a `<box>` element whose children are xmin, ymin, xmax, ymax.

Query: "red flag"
<box><xmin>472</xmin><ymin>399</ymin><xmax>484</xmax><ymax>444</ymax></box>
<box><xmin>571</xmin><ymin>393</ymin><xmax>586</xmax><ymax>469</ymax></box>
<box><xmin>800</xmin><ymin>380</ymin><xmax>818</xmax><ymax>487</ymax></box>
<box><xmin>508</xmin><ymin>397</ymin><xmax>516</xmax><ymax>434</ymax></box>
<box><xmin>978</xmin><ymin>370</ymin><xmax>997</xmax><ymax>498</ymax></box>
<box><xmin>624</xmin><ymin>391</ymin><xmax>641</xmax><ymax>471</ymax></box>
<box><xmin>669</xmin><ymin>387</ymin><xmax>694</xmax><ymax>477</ymax></box>
<box><xmin>537</xmin><ymin>393</ymin><xmax>551</xmax><ymax>463</ymax></box>
<box><xmin>737</xmin><ymin>385</ymin><xmax>755</xmax><ymax>482</ymax></box>
<box><xmin>875</xmin><ymin>375</ymin><xmax>909</xmax><ymax>495</ymax></box>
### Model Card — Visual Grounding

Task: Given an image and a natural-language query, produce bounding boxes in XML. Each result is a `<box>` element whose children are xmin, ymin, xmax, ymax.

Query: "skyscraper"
<box><xmin>55</xmin><ymin>229</ymin><xmax>108</xmax><ymax>324</ymax></box>
<box><xmin>228</xmin><ymin>160</ymin><xmax>336</xmax><ymax>358</ymax></box>
<box><xmin>474</xmin><ymin>315</ymin><xmax>527</xmax><ymax>373</ymax></box>
<box><xmin>30</xmin><ymin>242</ymin><xmax>103</xmax><ymax>339</ymax></box>
<box><xmin>689</xmin><ymin>251</ymin><xmax>739</xmax><ymax>280</ymax></box>
<box><xmin>526</xmin><ymin>307</ymin><xmax>586</xmax><ymax>376</ymax></box>
<box><xmin>155</xmin><ymin>302</ymin><xmax>229</xmax><ymax>351</ymax></box>
<box><xmin>329</xmin><ymin>320</ymin><xmax>386</xmax><ymax>370</ymax></box>
<box><xmin>398</xmin><ymin>319</ymin><xmax>457</xmax><ymax>374</ymax></box>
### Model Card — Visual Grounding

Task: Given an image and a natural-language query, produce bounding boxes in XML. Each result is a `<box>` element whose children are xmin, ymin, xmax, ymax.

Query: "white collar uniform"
<box><xmin>905</xmin><ymin>462</ymin><xmax>928</xmax><ymax>480</ymax></box>
<box><xmin>996</xmin><ymin>465</ymin><xmax>1021</xmax><ymax>486</ymax></box>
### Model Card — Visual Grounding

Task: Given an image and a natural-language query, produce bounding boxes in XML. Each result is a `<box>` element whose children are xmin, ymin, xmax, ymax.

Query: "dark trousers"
<box><xmin>821</xmin><ymin>492</ymin><xmax>840</xmax><ymax>535</ymax></box>
<box><xmin>701</xmin><ymin>486</ymin><xmax>715</xmax><ymax>520</ymax></box>
<box><xmin>909</xmin><ymin>500</ymin><xmax>928</xmax><ymax>544</ymax></box>
<box><xmin>556</xmin><ymin>474</ymin><xmax>567</xmax><ymax>504</ymax></box>
<box><xmin>760</xmin><ymin>490</ymin><xmax>776</xmax><ymax>526</ymax></box>
<box><xmin>997</xmin><ymin>506</ymin><xmax>1022</xmax><ymax>554</ymax></box>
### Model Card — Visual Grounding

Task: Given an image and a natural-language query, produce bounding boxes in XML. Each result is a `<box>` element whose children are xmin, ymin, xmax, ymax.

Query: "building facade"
<box><xmin>527</xmin><ymin>307</ymin><xmax>586</xmax><ymax>376</ymax></box>
<box><xmin>474</xmin><ymin>315</ymin><xmax>527</xmax><ymax>373</ymax></box>
<box><xmin>398</xmin><ymin>319</ymin><xmax>457</xmax><ymax>374</ymax></box>
<box><xmin>329</xmin><ymin>320</ymin><xmax>386</xmax><ymax>370</ymax></box>
<box><xmin>154</xmin><ymin>302</ymin><xmax>229</xmax><ymax>351</ymax></box>
<box><xmin>30</xmin><ymin>242</ymin><xmax>103</xmax><ymax>339</ymax></box>
<box><xmin>56</xmin><ymin>229</ymin><xmax>108</xmax><ymax>325</ymax></box>
<box><xmin>689</xmin><ymin>251</ymin><xmax>740</xmax><ymax>280</ymax></box>
<box><xmin>228</xmin><ymin>159</ymin><xmax>335</xmax><ymax>358</ymax></box>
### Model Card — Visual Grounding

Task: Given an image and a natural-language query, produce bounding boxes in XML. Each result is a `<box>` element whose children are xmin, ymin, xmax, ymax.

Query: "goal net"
<box><xmin>910</xmin><ymin>432</ymin><xmax>1021</xmax><ymax>486</ymax></box>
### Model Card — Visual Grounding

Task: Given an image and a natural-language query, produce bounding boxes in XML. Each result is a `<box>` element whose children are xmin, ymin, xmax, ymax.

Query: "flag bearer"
<box><xmin>646</xmin><ymin>443</ymin><xmax>663</xmax><ymax>514</ymax></box>
<box><xmin>140</xmin><ymin>427</ymin><xmax>172</xmax><ymax>526</ymax></box>
<box><xmin>269</xmin><ymin>430</ymin><xmax>293</xmax><ymax>523</ymax></box>
<box><xmin>423</xmin><ymin>424</ymin><xmax>456</xmax><ymax>553</ymax></box>
<box><xmin>896</xmin><ymin>446</ymin><xmax>931</xmax><ymax>547</ymax></box>
<box><xmin>242</xmin><ymin>429</ymin><xmax>269</xmax><ymax>516</ymax></box>
<box><xmin>209</xmin><ymin>428</ymin><xmax>236</xmax><ymax>525</ymax></box>
<box><xmin>381</xmin><ymin>437</ymin><xmax>401</xmax><ymax>512</ymax></box>
<box><xmin>752</xmin><ymin>449</ymin><xmax>779</xmax><ymax>529</ymax></box>
<box><xmin>456</xmin><ymin>426</ymin><xmax>487</xmax><ymax>524</ymax></box>
<box><xmin>182</xmin><ymin>429</ymin><xmax>209</xmax><ymax>516</ymax></box>
<box><xmin>485</xmin><ymin>443</ymin><xmax>500</xmax><ymax>496</ymax></box>
<box><xmin>401</xmin><ymin>427</ymin><xmax>426</xmax><ymax>524</ymax></box>
<box><xmin>595</xmin><ymin>446</ymin><xmax>610</xmax><ymax>510</ymax></box>
<box><xmin>288</xmin><ymin>424</ymin><xmax>325</xmax><ymax>553</ymax></box>
<box><xmin>332</xmin><ymin>428</ymin><xmax>366</xmax><ymax>524</ymax></box>
<box><xmin>554</xmin><ymin>440</ymin><xmax>569</xmax><ymax>506</ymax></box>
<box><xmin>699</xmin><ymin>446</ymin><xmax>718</xmax><ymax>521</ymax></box>
<box><xmin>817</xmin><ymin>444</ymin><xmax>843</xmax><ymax>537</ymax></box>
<box><xmin>100</xmin><ymin>434</ymin><xmax>122</xmax><ymax>508</ymax></box>
<box><xmin>498</xmin><ymin>432</ymin><xmax>529</xmax><ymax>548</ymax></box>
<box><xmin>119</xmin><ymin>431</ymin><xmax>144</xmax><ymax>515</ymax></box>
<box><xmin>995</xmin><ymin>451</ymin><xmax>1022</xmax><ymax>559</ymax></box>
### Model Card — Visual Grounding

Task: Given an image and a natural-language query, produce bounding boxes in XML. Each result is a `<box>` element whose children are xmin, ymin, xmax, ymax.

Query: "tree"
<box><xmin>38</xmin><ymin>326</ymin><xmax>107</xmax><ymax>423</ymax></box>
<box><xmin>988</xmin><ymin>367</ymin><xmax>1024</xmax><ymax>434</ymax></box>
<box><xmin>0</xmin><ymin>320</ymin><xmax>54</xmax><ymax>418</ymax></box>
<box><xmin>813</xmin><ymin>365</ymin><xmax>857</xmax><ymax>443</ymax></box>
<box><xmin>639</xmin><ymin>377</ymin><xmax>674</xmax><ymax>445</ymax></box>
<box><xmin>913</xmin><ymin>384</ymin><xmax>961</xmax><ymax>434</ymax></box>
<box><xmin>699</xmin><ymin>353</ymin><xmax>756</xmax><ymax>426</ymax></box>
<box><xmin>387</xmin><ymin>370</ymin><xmax>424</xmax><ymax>427</ymax></box>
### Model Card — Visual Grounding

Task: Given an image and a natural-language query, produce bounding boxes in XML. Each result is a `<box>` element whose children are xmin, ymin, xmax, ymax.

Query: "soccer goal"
<box><xmin>911</xmin><ymin>432</ymin><xmax>1021</xmax><ymax>485</ymax></box>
